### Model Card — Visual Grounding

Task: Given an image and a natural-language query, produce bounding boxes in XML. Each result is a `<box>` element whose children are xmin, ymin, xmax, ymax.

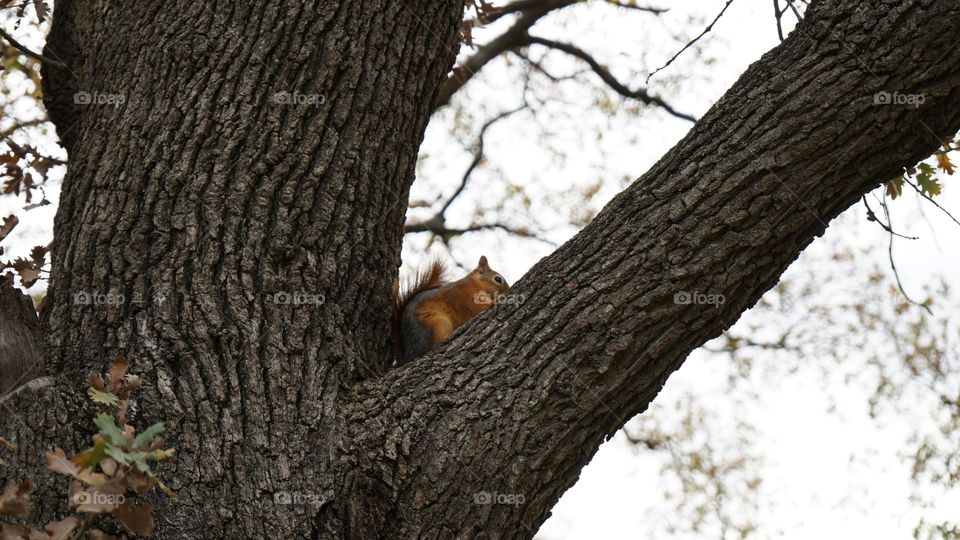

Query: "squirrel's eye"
<box><xmin>494</xmin><ymin>276</ymin><xmax>503</xmax><ymax>284</ymax></box>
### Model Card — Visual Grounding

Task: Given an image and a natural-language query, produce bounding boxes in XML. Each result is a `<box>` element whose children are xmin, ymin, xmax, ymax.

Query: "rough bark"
<box><xmin>16</xmin><ymin>0</ymin><xmax>464</xmax><ymax>537</ymax></box>
<box><xmin>1</xmin><ymin>0</ymin><xmax>958</xmax><ymax>538</ymax></box>
<box><xmin>0</xmin><ymin>282</ymin><xmax>44</xmax><ymax>395</ymax></box>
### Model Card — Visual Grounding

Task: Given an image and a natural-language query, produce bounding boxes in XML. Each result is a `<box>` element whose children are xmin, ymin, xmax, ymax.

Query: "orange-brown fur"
<box><xmin>392</xmin><ymin>256</ymin><xmax>509</xmax><ymax>362</ymax></box>
<box><xmin>391</xmin><ymin>257</ymin><xmax>447</xmax><ymax>356</ymax></box>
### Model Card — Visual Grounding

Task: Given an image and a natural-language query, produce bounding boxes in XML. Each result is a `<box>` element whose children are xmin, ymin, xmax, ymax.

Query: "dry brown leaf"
<box><xmin>107</xmin><ymin>357</ymin><xmax>128</xmax><ymax>389</ymax></box>
<box><xmin>0</xmin><ymin>215</ymin><xmax>17</xmax><ymax>243</ymax></box>
<box><xmin>0</xmin><ymin>480</ymin><xmax>32</xmax><ymax>518</ymax></box>
<box><xmin>113</xmin><ymin>501</ymin><xmax>155</xmax><ymax>537</ymax></box>
<box><xmin>45</xmin><ymin>448</ymin><xmax>81</xmax><ymax>477</ymax></box>
<box><xmin>42</xmin><ymin>516</ymin><xmax>80</xmax><ymax>539</ymax></box>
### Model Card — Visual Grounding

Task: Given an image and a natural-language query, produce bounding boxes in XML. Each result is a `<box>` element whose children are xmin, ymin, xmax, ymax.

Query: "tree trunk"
<box><xmin>0</xmin><ymin>282</ymin><xmax>44</xmax><ymax>394</ymax></box>
<box><xmin>1</xmin><ymin>0</ymin><xmax>958</xmax><ymax>538</ymax></box>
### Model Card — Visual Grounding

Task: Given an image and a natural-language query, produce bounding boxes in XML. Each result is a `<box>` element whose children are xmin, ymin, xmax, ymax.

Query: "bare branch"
<box><xmin>0</xmin><ymin>118</ymin><xmax>49</xmax><ymax>137</ymax></box>
<box><xmin>702</xmin><ymin>334</ymin><xmax>800</xmax><ymax>355</ymax></box>
<box><xmin>512</xmin><ymin>49</ymin><xmax>588</xmax><ymax>82</ymax></box>
<box><xmin>773</xmin><ymin>0</ymin><xmax>805</xmax><ymax>41</ymax></box>
<box><xmin>481</xmin><ymin>0</ymin><xmax>666</xmax><ymax>25</ymax></box>
<box><xmin>879</xmin><ymin>194</ymin><xmax>933</xmax><ymax>315</ymax></box>
<box><xmin>599</xmin><ymin>0</ymin><xmax>666</xmax><ymax>14</ymax></box>
<box><xmin>404</xmin><ymin>221</ymin><xmax>557</xmax><ymax>245</ymax></box>
<box><xmin>784</xmin><ymin>0</ymin><xmax>803</xmax><ymax>19</ymax></box>
<box><xmin>441</xmin><ymin>0</ymin><xmax>682</xmax><ymax>118</ymax></box>
<box><xmin>646</xmin><ymin>0</ymin><xmax>736</xmax><ymax>82</ymax></box>
<box><xmin>438</xmin><ymin>105</ymin><xmax>528</xmax><ymax>217</ymax></box>
<box><xmin>0</xmin><ymin>27</ymin><xmax>68</xmax><ymax>71</ymax></box>
<box><xmin>482</xmin><ymin>0</ymin><xmax>558</xmax><ymax>22</ymax></box>
<box><xmin>903</xmin><ymin>177</ymin><xmax>960</xmax><ymax>228</ymax></box>
<box><xmin>862</xmin><ymin>196</ymin><xmax>918</xmax><ymax>240</ymax></box>
<box><xmin>774</xmin><ymin>0</ymin><xmax>785</xmax><ymax>42</ymax></box>
<box><xmin>404</xmin><ymin>105</ymin><xmax>557</xmax><ymax>246</ymax></box>
<box><xmin>0</xmin><ymin>132</ymin><xmax>68</xmax><ymax>166</ymax></box>
<box><xmin>524</xmin><ymin>35</ymin><xmax>697</xmax><ymax>122</ymax></box>
<box><xmin>434</xmin><ymin>0</ymin><xmax>580</xmax><ymax>111</ymax></box>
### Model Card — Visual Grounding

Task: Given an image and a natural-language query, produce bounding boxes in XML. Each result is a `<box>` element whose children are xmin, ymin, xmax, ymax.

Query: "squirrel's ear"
<box><xmin>478</xmin><ymin>256</ymin><xmax>489</xmax><ymax>271</ymax></box>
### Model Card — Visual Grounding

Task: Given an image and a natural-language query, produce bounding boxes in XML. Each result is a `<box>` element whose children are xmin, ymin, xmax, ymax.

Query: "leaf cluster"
<box><xmin>0</xmin><ymin>357</ymin><xmax>176</xmax><ymax>539</ymax></box>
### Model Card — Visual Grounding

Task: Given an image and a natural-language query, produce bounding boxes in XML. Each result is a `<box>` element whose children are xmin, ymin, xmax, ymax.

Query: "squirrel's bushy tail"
<box><xmin>391</xmin><ymin>258</ymin><xmax>447</xmax><ymax>358</ymax></box>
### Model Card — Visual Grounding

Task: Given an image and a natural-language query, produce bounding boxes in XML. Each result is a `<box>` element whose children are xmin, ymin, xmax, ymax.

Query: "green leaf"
<box><xmin>72</xmin><ymin>438</ymin><xmax>109</xmax><ymax>470</ymax></box>
<box><xmin>917</xmin><ymin>173</ymin><xmax>942</xmax><ymax>197</ymax></box>
<box><xmin>87</xmin><ymin>388</ymin><xmax>119</xmax><ymax>406</ymax></box>
<box><xmin>93</xmin><ymin>414</ymin><xmax>125</xmax><ymax>446</ymax></box>
<box><xmin>132</xmin><ymin>423</ymin><xmax>165</xmax><ymax>450</ymax></box>
<box><xmin>106</xmin><ymin>445</ymin><xmax>132</xmax><ymax>466</ymax></box>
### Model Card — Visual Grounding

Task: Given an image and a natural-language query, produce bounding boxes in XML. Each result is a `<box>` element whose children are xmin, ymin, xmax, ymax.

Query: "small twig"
<box><xmin>600</xmin><ymin>0</ymin><xmax>667</xmax><ymax>14</ymax></box>
<box><xmin>438</xmin><ymin>105</ymin><xmax>528</xmax><ymax>217</ymax></box>
<box><xmin>405</xmin><ymin>104</ymin><xmax>555</xmax><ymax>246</ymax></box>
<box><xmin>879</xmin><ymin>195</ymin><xmax>932</xmax><ymax>315</ymax></box>
<box><xmin>404</xmin><ymin>221</ymin><xmax>557</xmax><ymax>246</ymax></box>
<box><xmin>0</xmin><ymin>27</ymin><xmax>68</xmax><ymax>70</ymax></box>
<box><xmin>512</xmin><ymin>49</ymin><xmax>587</xmax><ymax>83</ymax></box>
<box><xmin>646</xmin><ymin>0</ymin><xmax>736</xmax><ymax>83</ymax></box>
<box><xmin>903</xmin><ymin>177</ymin><xmax>960</xmax><ymax>228</ymax></box>
<box><xmin>702</xmin><ymin>334</ymin><xmax>800</xmax><ymax>355</ymax></box>
<box><xmin>862</xmin><ymin>196</ymin><xmax>918</xmax><ymax>240</ymax></box>
<box><xmin>784</xmin><ymin>0</ymin><xmax>803</xmax><ymax>19</ymax></box>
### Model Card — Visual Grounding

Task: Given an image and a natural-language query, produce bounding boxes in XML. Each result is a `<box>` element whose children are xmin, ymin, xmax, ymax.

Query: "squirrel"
<box><xmin>391</xmin><ymin>256</ymin><xmax>510</xmax><ymax>363</ymax></box>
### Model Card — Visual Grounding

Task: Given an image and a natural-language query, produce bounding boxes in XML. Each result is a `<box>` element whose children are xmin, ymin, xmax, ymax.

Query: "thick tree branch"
<box><xmin>349</xmin><ymin>0</ymin><xmax>960</xmax><ymax>535</ymax></box>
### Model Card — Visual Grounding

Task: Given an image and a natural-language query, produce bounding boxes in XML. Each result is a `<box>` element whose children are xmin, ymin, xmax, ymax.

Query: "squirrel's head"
<box><xmin>468</xmin><ymin>256</ymin><xmax>510</xmax><ymax>303</ymax></box>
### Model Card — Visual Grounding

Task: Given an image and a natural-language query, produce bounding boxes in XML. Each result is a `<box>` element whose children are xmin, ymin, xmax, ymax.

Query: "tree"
<box><xmin>2</xmin><ymin>0</ymin><xmax>959</xmax><ymax>537</ymax></box>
